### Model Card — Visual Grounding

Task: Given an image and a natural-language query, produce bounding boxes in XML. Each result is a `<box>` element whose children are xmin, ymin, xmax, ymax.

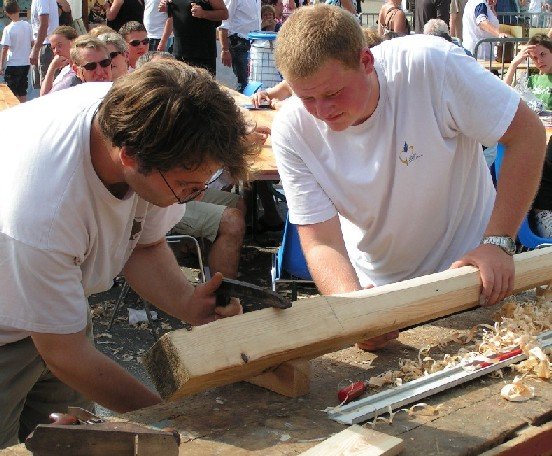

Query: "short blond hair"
<box><xmin>275</xmin><ymin>4</ymin><xmax>364</xmax><ymax>80</ymax></box>
<box><xmin>70</xmin><ymin>35</ymin><xmax>109</xmax><ymax>65</ymax></box>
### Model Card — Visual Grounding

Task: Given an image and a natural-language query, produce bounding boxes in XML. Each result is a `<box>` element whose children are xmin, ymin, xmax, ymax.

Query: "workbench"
<box><xmin>3</xmin><ymin>303</ymin><xmax>550</xmax><ymax>455</ymax></box>
<box><xmin>0</xmin><ymin>84</ymin><xmax>19</xmax><ymax>111</ymax></box>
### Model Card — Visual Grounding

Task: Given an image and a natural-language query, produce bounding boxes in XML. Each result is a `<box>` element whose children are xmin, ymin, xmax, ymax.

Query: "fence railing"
<box><xmin>474</xmin><ymin>37</ymin><xmax>531</xmax><ymax>79</ymax></box>
<box><xmin>358</xmin><ymin>12</ymin><xmax>414</xmax><ymax>30</ymax></box>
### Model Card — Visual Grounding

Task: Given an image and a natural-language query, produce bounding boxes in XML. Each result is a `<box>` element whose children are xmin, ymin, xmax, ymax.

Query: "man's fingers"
<box><xmin>215</xmin><ymin>298</ymin><xmax>243</xmax><ymax>318</ymax></box>
<box><xmin>200</xmin><ymin>272</ymin><xmax>223</xmax><ymax>294</ymax></box>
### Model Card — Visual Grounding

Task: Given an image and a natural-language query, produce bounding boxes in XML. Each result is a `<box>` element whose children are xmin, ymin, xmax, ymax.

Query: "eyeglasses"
<box><xmin>159</xmin><ymin>168</ymin><xmax>224</xmax><ymax>204</ymax></box>
<box><xmin>128</xmin><ymin>38</ymin><xmax>150</xmax><ymax>47</ymax></box>
<box><xmin>80</xmin><ymin>58</ymin><xmax>111</xmax><ymax>71</ymax></box>
<box><xmin>109</xmin><ymin>51</ymin><xmax>123</xmax><ymax>59</ymax></box>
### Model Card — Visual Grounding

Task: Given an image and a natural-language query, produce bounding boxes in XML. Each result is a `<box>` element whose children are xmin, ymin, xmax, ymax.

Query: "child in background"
<box><xmin>261</xmin><ymin>5</ymin><xmax>281</xmax><ymax>32</ymax></box>
<box><xmin>0</xmin><ymin>0</ymin><xmax>34</xmax><ymax>102</ymax></box>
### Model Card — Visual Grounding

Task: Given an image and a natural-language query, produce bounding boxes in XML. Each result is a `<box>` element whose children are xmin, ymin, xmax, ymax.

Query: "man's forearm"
<box><xmin>33</xmin><ymin>18</ymin><xmax>49</xmax><ymax>52</ymax></box>
<box><xmin>122</xmin><ymin>240</ymin><xmax>195</xmax><ymax>320</ymax></box>
<box><xmin>479</xmin><ymin>20</ymin><xmax>500</xmax><ymax>37</ymax></box>
<box><xmin>200</xmin><ymin>9</ymin><xmax>229</xmax><ymax>21</ymax></box>
<box><xmin>32</xmin><ymin>331</ymin><xmax>161</xmax><ymax>413</ymax></box>
<box><xmin>487</xmin><ymin>100</ymin><xmax>546</xmax><ymax>237</ymax></box>
<box><xmin>218</xmin><ymin>27</ymin><xmax>230</xmax><ymax>50</ymax></box>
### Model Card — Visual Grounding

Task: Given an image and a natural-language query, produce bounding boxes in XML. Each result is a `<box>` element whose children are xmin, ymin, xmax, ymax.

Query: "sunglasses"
<box><xmin>128</xmin><ymin>38</ymin><xmax>150</xmax><ymax>47</ymax></box>
<box><xmin>80</xmin><ymin>58</ymin><xmax>111</xmax><ymax>71</ymax></box>
<box><xmin>109</xmin><ymin>51</ymin><xmax>123</xmax><ymax>59</ymax></box>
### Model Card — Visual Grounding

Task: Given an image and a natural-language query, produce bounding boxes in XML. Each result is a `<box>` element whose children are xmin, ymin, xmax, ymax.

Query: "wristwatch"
<box><xmin>481</xmin><ymin>235</ymin><xmax>516</xmax><ymax>255</ymax></box>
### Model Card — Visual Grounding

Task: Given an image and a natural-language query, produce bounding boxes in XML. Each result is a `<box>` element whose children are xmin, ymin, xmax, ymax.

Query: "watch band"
<box><xmin>481</xmin><ymin>235</ymin><xmax>516</xmax><ymax>256</ymax></box>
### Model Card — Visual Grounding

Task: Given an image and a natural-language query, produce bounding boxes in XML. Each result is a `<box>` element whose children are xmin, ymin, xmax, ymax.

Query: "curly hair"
<box><xmin>96</xmin><ymin>59</ymin><xmax>256</xmax><ymax>181</ymax></box>
<box><xmin>275</xmin><ymin>4</ymin><xmax>364</xmax><ymax>80</ymax></box>
<box><xmin>528</xmin><ymin>33</ymin><xmax>552</xmax><ymax>52</ymax></box>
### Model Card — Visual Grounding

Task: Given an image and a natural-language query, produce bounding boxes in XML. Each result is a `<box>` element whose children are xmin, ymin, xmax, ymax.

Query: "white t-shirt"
<box><xmin>271</xmin><ymin>35</ymin><xmax>519</xmax><ymax>288</ymax></box>
<box><xmin>51</xmin><ymin>64</ymin><xmax>76</xmax><ymax>92</ymax></box>
<box><xmin>144</xmin><ymin>0</ymin><xmax>169</xmax><ymax>39</ymax></box>
<box><xmin>462</xmin><ymin>0</ymin><xmax>499</xmax><ymax>59</ymax></box>
<box><xmin>30</xmin><ymin>0</ymin><xmax>60</xmax><ymax>45</ymax></box>
<box><xmin>0</xmin><ymin>20</ymin><xmax>33</xmax><ymax>66</ymax></box>
<box><xmin>221</xmin><ymin>0</ymin><xmax>261</xmax><ymax>38</ymax></box>
<box><xmin>0</xmin><ymin>83</ymin><xmax>185</xmax><ymax>345</ymax></box>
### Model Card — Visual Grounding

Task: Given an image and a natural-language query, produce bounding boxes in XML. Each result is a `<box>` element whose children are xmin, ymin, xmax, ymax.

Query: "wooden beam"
<box><xmin>246</xmin><ymin>358</ymin><xmax>311</xmax><ymax>397</ymax></box>
<box><xmin>299</xmin><ymin>425</ymin><xmax>404</xmax><ymax>456</ymax></box>
<box><xmin>143</xmin><ymin>248</ymin><xmax>552</xmax><ymax>401</ymax></box>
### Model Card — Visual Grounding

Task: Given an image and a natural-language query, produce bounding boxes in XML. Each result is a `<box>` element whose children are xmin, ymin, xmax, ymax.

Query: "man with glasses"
<box><xmin>0</xmin><ymin>60</ymin><xmax>253</xmax><ymax>448</ymax></box>
<box><xmin>119</xmin><ymin>21</ymin><xmax>149</xmax><ymax>70</ymax></box>
<box><xmin>69</xmin><ymin>35</ymin><xmax>113</xmax><ymax>84</ymax></box>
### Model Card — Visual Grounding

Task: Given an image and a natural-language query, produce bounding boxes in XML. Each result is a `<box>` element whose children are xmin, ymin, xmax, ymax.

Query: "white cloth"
<box><xmin>0</xmin><ymin>83</ymin><xmax>185</xmax><ymax>345</ymax></box>
<box><xmin>462</xmin><ymin>0</ymin><xmax>499</xmax><ymax>59</ymax></box>
<box><xmin>144</xmin><ymin>0</ymin><xmax>169</xmax><ymax>39</ymax></box>
<box><xmin>271</xmin><ymin>35</ymin><xmax>520</xmax><ymax>287</ymax></box>
<box><xmin>220</xmin><ymin>0</ymin><xmax>261</xmax><ymax>38</ymax></box>
<box><xmin>30</xmin><ymin>0</ymin><xmax>59</xmax><ymax>45</ymax></box>
<box><xmin>0</xmin><ymin>20</ymin><xmax>33</xmax><ymax>66</ymax></box>
<box><xmin>50</xmin><ymin>65</ymin><xmax>76</xmax><ymax>92</ymax></box>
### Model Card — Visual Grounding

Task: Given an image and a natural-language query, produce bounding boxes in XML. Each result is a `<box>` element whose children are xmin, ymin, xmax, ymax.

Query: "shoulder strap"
<box><xmin>384</xmin><ymin>6</ymin><xmax>399</xmax><ymax>30</ymax></box>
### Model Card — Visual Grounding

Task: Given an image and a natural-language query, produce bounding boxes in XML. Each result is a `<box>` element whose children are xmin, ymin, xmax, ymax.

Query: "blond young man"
<box><xmin>271</xmin><ymin>5</ymin><xmax>545</xmax><ymax>349</ymax></box>
<box><xmin>0</xmin><ymin>60</ymin><xmax>253</xmax><ymax>448</ymax></box>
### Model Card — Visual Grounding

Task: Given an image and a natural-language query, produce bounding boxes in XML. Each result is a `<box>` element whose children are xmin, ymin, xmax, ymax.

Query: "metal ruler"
<box><xmin>328</xmin><ymin>329</ymin><xmax>552</xmax><ymax>425</ymax></box>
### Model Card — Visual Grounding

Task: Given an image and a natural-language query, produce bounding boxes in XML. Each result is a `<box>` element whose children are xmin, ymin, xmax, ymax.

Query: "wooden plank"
<box><xmin>479</xmin><ymin>422</ymin><xmax>552</xmax><ymax>456</ymax></box>
<box><xmin>299</xmin><ymin>426</ymin><xmax>404</xmax><ymax>456</ymax></box>
<box><xmin>247</xmin><ymin>358</ymin><xmax>311</xmax><ymax>397</ymax></box>
<box><xmin>0</xmin><ymin>84</ymin><xmax>20</xmax><ymax>111</ymax></box>
<box><xmin>144</xmin><ymin>248</ymin><xmax>552</xmax><ymax>401</ymax></box>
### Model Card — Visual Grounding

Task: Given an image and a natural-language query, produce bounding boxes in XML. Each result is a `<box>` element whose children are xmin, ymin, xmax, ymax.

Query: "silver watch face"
<box><xmin>482</xmin><ymin>236</ymin><xmax>516</xmax><ymax>255</ymax></box>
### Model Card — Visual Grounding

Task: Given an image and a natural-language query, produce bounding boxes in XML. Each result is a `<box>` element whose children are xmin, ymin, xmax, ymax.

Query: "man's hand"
<box><xmin>190</xmin><ymin>2</ymin><xmax>205</xmax><ymax>18</ymax></box>
<box><xmin>221</xmin><ymin>49</ymin><xmax>232</xmax><ymax>66</ymax></box>
<box><xmin>158</xmin><ymin>0</ymin><xmax>169</xmax><ymax>12</ymax></box>
<box><xmin>29</xmin><ymin>48</ymin><xmax>39</xmax><ymax>66</ymax></box>
<box><xmin>450</xmin><ymin>244</ymin><xmax>515</xmax><ymax>306</ymax></box>
<box><xmin>251</xmin><ymin>90</ymin><xmax>271</xmax><ymax>108</ymax></box>
<box><xmin>186</xmin><ymin>272</ymin><xmax>243</xmax><ymax>324</ymax></box>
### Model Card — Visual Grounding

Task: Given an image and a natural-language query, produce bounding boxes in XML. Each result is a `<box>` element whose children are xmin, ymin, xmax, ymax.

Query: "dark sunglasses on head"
<box><xmin>109</xmin><ymin>51</ymin><xmax>123</xmax><ymax>59</ymax></box>
<box><xmin>80</xmin><ymin>58</ymin><xmax>111</xmax><ymax>71</ymax></box>
<box><xmin>128</xmin><ymin>38</ymin><xmax>150</xmax><ymax>47</ymax></box>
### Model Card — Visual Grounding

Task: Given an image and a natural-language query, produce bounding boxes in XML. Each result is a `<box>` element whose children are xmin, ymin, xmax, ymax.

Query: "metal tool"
<box><xmin>328</xmin><ymin>329</ymin><xmax>552</xmax><ymax>425</ymax></box>
<box><xmin>216</xmin><ymin>278</ymin><xmax>292</xmax><ymax>311</ymax></box>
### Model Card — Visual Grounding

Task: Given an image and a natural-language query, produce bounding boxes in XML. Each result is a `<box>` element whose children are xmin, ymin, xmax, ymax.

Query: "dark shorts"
<box><xmin>4</xmin><ymin>66</ymin><xmax>30</xmax><ymax>97</ymax></box>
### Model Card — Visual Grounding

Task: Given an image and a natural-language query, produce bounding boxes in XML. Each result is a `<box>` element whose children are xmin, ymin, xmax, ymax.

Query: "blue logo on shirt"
<box><xmin>399</xmin><ymin>142</ymin><xmax>423</xmax><ymax>166</ymax></box>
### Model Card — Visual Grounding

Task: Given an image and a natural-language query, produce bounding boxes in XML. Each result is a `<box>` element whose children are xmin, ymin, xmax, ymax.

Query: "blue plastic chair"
<box><xmin>271</xmin><ymin>216</ymin><xmax>314</xmax><ymax>300</ymax></box>
<box><xmin>242</xmin><ymin>81</ymin><xmax>263</xmax><ymax>96</ymax></box>
<box><xmin>494</xmin><ymin>144</ymin><xmax>552</xmax><ymax>250</ymax></box>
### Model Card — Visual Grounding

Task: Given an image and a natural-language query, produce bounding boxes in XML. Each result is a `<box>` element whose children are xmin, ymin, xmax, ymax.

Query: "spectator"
<box><xmin>119</xmin><ymin>21</ymin><xmax>149</xmax><ymax>69</ymax></box>
<box><xmin>88</xmin><ymin>1</ymin><xmax>108</xmax><ymax>27</ymax></box>
<box><xmin>135</xmin><ymin>48</ymin><xmax>175</xmax><ymax>66</ymax></box>
<box><xmin>378</xmin><ymin>0</ymin><xmax>410</xmax><ymax>36</ymax></box>
<box><xmin>30</xmin><ymin>0</ymin><xmax>59</xmax><ymax>88</ymax></box>
<box><xmin>98</xmin><ymin>32</ymin><xmax>130</xmax><ymax>80</ymax></box>
<box><xmin>414</xmin><ymin>0</ymin><xmax>450</xmax><ymax>34</ymax></box>
<box><xmin>70</xmin><ymin>35</ymin><xmax>113</xmax><ymax>83</ymax></box>
<box><xmin>218</xmin><ymin>0</ymin><xmax>260</xmax><ymax>92</ymax></box>
<box><xmin>0</xmin><ymin>0</ymin><xmax>33</xmax><ymax>103</ymax></box>
<box><xmin>463</xmin><ymin>0</ymin><xmax>507</xmax><ymax>59</ymax></box>
<box><xmin>159</xmin><ymin>0</ymin><xmax>228</xmax><ymax>75</ymax></box>
<box><xmin>424</xmin><ymin>17</ymin><xmax>450</xmax><ymax>34</ymax></box>
<box><xmin>262</xmin><ymin>0</ymin><xmax>284</xmax><ymax>20</ymax></box>
<box><xmin>57</xmin><ymin>0</ymin><xmax>73</xmax><ymax>26</ymax></box>
<box><xmin>40</xmin><ymin>25</ymin><xmax>78</xmax><ymax>95</ymax></box>
<box><xmin>449</xmin><ymin>0</ymin><xmax>467</xmax><ymax>39</ymax></box>
<box><xmin>0</xmin><ymin>59</ymin><xmax>251</xmax><ymax>449</ymax></box>
<box><xmin>325</xmin><ymin>0</ymin><xmax>356</xmax><ymax>14</ymax></box>
<box><xmin>89</xmin><ymin>24</ymin><xmax>116</xmax><ymax>37</ymax></box>
<box><xmin>105</xmin><ymin>0</ymin><xmax>145</xmax><ymax>32</ymax></box>
<box><xmin>272</xmin><ymin>5</ymin><xmax>545</xmax><ymax>350</ymax></box>
<box><xmin>144</xmin><ymin>0</ymin><xmax>170</xmax><ymax>50</ymax></box>
<box><xmin>262</xmin><ymin>5</ymin><xmax>281</xmax><ymax>31</ymax></box>
<box><xmin>504</xmin><ymin>34</ymin><xmax>552</xmax><ymax>109</ymax></box>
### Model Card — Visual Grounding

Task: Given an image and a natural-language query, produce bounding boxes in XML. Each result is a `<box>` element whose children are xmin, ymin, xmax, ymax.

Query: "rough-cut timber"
<box><xmin>144</xmin><ymin>248</ymin><xmax>552</xmax><ymax>401</ymax></box>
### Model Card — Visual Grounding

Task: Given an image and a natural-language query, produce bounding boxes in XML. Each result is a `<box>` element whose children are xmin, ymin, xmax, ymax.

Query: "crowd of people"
<box><xmin>0</xmin><ymin>0</ymin><xmax>551</xmax><ymax>450</ymax></box>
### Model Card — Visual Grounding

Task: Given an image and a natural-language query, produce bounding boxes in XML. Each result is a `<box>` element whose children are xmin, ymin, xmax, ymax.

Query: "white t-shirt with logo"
<box><xmin>30</xmin><ymin>0</ymin><xmax>59</xmax><ymax>44</ymax></box>
<box><xmin>272</xmin><ymin>35</ymin><xmax>519</xmax><ymax>287</ymax></box>
<box><xmin>0</xmin><ymin>83</ymin><xmax>185</xmax><ymax>345</ymax></box>
<box><xmin>0</xmin><ymin>20</ymin><xmax>33</xmax><ymax>66</ymax></box>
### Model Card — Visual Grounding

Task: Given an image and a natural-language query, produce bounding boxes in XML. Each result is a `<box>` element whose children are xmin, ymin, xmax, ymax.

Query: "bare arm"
<box><xmin>40</xmin><ymin>55</ymin><xmax>70</xmax><ymax>96</ymax></box>
<box><xmin>478</xmin><ymin>19</ymin><xmax>506</xmax><ymax>38</ymax></box>
<box><xmin>122</xmin><ymin>239</ymin><xmax>240</xmax><ymax>324</ymax></box>
<box><xmin>218</xmin><ymin>27</ymin><xmax>232</xmax><ymax>66</ymax></box>
<box><xmin>451</xmin><ymin>100</ymin><xmax>546</xmax><ymax>305</ymax></box>
<box><xmin>251</xmin><ymin>79</ymin><xmax>293</xmax><ymax>108</ymax></box>
<box><xmin>105</xmin><ymin>0</ymin><xmax>124</xmax><ymax>21</ymax></box>
<box><xmin>0</xmin><ymin>45</ymin><xmax>8</xmax><ymax>75</ymax></box>
<box><xmin>57</xmin><ymin>0</ymin><xmax>71</xmax><ymax>12</ymax></box>
<box><xmin>191</xmin><ymin>0</ymin><xmax>228</xmax><ymax>21</ymax></box>
<box><xmin>340</xmin><ymin>0</ymin><xmax>356</xmax><ymax>14</ymax></box>
<box><xmin>503</xmin><ymin>46</ymin><xmax>531</xmax><ymax>86</ymax></box>
<box><xmin>31</xmin><ymin>330</ymin><xmax>162</xmax><ymax>413</ymax></box>
<box><xmin>393</xmin><ymin>10</ymin><xmax>409</xmax><ymax>35</ymax></box>
<box><xmin>30</xmin><ymin>14</ymin><xmax>49</xmax><ymax>66</ymax></box>
<box><xmin>158</xmin><ymin>16</ymin><xmax>173</xmax><ymax>51</ymax></box>
<box><xmin>297</xmin><ymin>215</ymin><xmax>361</xmax><ymax>295</ymax></box>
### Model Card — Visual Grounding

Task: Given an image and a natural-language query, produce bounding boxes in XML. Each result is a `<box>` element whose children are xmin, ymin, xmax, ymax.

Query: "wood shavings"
<box><xmin>501</xmin><ymin>375</ymin><xmax>535</xmax><ymax>402</ymax></box>
<box><xmin>402</xmin><ymin>403</ymin><xmax>442</xmax><ymax>417</ymax></box>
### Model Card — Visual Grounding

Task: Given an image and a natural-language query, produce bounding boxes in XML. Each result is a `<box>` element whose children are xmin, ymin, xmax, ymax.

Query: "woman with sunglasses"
<box><xmin>69</xmin><ymin>35</ymin><xmax>113</xmax><ymax>84</ymax></box>
<box><xmin>98</xmin><ymin>32</ymin><xmax>130</xmax><ymax>80</ymax></box>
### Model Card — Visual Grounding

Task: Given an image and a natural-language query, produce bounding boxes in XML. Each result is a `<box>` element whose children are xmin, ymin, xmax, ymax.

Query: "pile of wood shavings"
<box><xmin>366</xmin><ymin>288</ymin><xmax>552</xmax><ymax>398</ymax></box>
